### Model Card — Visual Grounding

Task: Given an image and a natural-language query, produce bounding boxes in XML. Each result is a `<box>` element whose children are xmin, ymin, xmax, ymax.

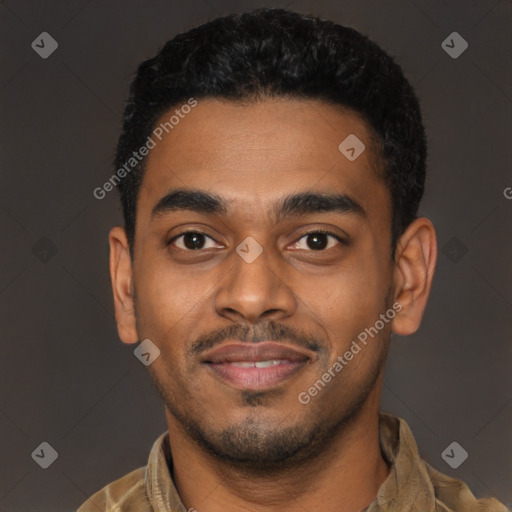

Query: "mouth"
<box><xmin>201</xmin><ymin>341</ymin><xmax>313</xmax><ymax>391</ymax></box>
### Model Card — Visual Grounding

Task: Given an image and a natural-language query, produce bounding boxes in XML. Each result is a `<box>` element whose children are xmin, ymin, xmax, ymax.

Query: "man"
<box><xmin>78</xmin><ymin>8</ymin><xmax>508</xmax><ymax>512</ymax></box>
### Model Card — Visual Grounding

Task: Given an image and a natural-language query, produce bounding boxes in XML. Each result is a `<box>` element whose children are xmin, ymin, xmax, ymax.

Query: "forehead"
<box><xmin>138</xmin><ymin>98</ymin><xmax>388</xmax><ymax>222</ymax></box>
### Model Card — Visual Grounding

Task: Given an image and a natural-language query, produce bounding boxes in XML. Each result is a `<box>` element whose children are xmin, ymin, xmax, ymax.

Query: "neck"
<box><xmin>165</xmin><ymin>386</ymin><xmax>390</xmax><ymax>512</ymax></box>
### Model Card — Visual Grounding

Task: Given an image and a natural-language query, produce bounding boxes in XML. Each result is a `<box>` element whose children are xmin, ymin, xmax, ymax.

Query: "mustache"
<box><xmin>190</xmin><ymin>320</ymin><xmax>322</xmax><ymax>354</ymax></box>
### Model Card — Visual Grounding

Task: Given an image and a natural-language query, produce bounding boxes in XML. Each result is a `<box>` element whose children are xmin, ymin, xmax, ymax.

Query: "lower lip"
<box><xmin>206</xmin><ymin>360</ymin><xmax>308</xmax><ymax>391</ymax></box>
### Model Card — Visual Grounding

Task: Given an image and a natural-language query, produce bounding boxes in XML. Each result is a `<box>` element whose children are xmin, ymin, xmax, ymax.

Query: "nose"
<box><xmin>214</xmin><ymin>239</ymin><xmax>297</xmax><ymax>325</ymax></box>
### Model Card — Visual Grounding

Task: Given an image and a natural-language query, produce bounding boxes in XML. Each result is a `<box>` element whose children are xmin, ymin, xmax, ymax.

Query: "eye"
<box><xmin>169</xmin><ymin>231</ymin><xmax>221</xmax><ymax>251</ymax></box>
<box><xmin>167</xmin><ymin>229</ymin><xmax>346</xmax><ymax>253</ymax></box>
<box><xmin>291</xmin><ymin>230</ymin><xmax>346</xmax><ymax>251</ymax></box>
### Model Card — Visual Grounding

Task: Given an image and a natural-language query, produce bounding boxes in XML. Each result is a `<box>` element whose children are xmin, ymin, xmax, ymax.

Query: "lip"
<box><xmin>201</xmin><ymin>341</ymin><xmax>312</xmax><ymax>363</ymax></box>
<box><xmin>202</xmin><ymin>341</ymin><xmax>313</xmax><ymax>391</ymax></box>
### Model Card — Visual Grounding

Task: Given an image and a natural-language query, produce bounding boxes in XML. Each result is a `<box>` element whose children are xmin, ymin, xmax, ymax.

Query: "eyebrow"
<box><xmin>151</xmin><ymin>188</ymin><xmax>367</xmax><ymax>222</ymax></box>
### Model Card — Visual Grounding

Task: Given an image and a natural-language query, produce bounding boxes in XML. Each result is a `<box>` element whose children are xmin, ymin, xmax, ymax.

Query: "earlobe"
<box><xmin>391</xmin><ymin>218</ymin><xmax>437</xmax><ymax>336</ymax></box>
<box><xmin>109</xmin><ymin>226</ymin><xmax>139</xmax><ymax>344</ymax></box>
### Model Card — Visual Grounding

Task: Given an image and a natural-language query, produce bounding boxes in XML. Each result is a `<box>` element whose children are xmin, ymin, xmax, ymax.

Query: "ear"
<box><xmin>391</xmin><ymin>217</ymin><xmax>437</xmax><ymax>336</ymax></box>
<box><xmin>109</xmin><ymin>226</ymin><xmax>139</xmax><ymax>344</ymax></box>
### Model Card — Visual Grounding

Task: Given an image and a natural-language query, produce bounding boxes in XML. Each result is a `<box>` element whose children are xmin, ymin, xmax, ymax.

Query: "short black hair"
<box><xmin>115</xmin><ymin>8</ymin><xmax>427</xmax><ymax>259</ymax></box>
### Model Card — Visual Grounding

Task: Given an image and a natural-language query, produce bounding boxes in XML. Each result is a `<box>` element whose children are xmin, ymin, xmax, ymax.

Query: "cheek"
<box><xmin>134</xmin><ymin>257</ymin><xmax>207</xmax><ymax>340</ymax></box>
<box><xmin>305</xmin><ymin>260</ymin><xmax>385</xmax><ymax>321</ymax></box>
<box><xmin>299</xmin><ymin>254</ymin><xmax>390</xmax><ymax>355</ymax></box>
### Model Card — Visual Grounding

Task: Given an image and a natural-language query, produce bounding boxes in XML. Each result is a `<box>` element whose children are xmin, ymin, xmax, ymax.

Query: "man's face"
<box><xmin>130</xmin><ymin>98</ymin><xmax>396</xmax><ymax>467</ymax></box>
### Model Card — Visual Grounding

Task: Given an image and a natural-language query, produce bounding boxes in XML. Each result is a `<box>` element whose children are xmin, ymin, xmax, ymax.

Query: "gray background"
<box><xmin>1</xmin><ymin>0</ymin><xmax>511</xmax><ymax>510</ymax></box>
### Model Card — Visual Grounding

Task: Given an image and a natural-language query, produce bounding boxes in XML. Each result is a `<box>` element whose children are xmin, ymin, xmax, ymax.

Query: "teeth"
<box><xmin>255</xmin><ymin>360</ymin><xmax>282</xmax><ymax>368</ymax></box>
<box><xmin>230</xmin><ymin>360</ymin><xmax>283</xmax><ymax>368</ymax></box>
<box><xmin>230</xmin><ymin>361</ymin><xmax>255</xmax><ymax>368</ymax></box>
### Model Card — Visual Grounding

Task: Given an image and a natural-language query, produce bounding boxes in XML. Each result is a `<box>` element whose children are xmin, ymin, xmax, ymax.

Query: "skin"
<box><xmin>109</xmin><ymin>98</ymin><xmax>437</xmax><ymax>512</ymax></box>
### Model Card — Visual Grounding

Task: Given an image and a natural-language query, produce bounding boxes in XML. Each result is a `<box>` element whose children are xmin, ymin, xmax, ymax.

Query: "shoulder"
<box><xmin>424</xmin><ymin>461</ymin><xmax>509</xmax><ymax>512</ymax></box>
<box><xmin>76</xmin><ymin>466</ymin><xmax>152</xmax><ymax>512</ymax></box>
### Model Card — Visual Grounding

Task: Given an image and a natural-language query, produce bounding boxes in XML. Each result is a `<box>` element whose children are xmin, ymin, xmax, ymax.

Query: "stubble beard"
<box><xmin>147</xmin><ymin>350</ymin><xmax>387</xmax><ymax>477</ymax></box>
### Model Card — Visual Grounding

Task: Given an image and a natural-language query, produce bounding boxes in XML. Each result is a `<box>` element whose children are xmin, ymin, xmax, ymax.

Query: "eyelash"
<box><xmin>168</xmin><ymin>229</ymin><xmax>347</xmax><ymax>252</ymax></box>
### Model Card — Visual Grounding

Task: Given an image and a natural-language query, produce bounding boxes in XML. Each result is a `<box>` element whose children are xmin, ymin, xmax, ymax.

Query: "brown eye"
<box><xmin>292</xmin><ymin>231</ymin><xmax>345</xmax><ymax>251</ymax></box>
<box><xmin>169</xmin><ymin>231</ymin><xmax>219</xmax><ymax>251</ymax></box>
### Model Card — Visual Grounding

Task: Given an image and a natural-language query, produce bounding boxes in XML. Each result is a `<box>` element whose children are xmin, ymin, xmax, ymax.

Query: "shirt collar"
<box><xmin>145</xmin><ymin>428</ymin><xmax>184</xmax><ymax>512</ymax></box>
<box><xmin>363</xmin><ymin>412</ymin><xmax>437</xmax><ymax>511</ymax></box>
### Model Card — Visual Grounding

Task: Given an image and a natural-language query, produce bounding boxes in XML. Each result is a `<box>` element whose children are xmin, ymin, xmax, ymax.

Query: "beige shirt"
<box><xmin>77</xmin><ymin>412</ymin><xmax>509</xmax><ymax>511</ymax></box>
